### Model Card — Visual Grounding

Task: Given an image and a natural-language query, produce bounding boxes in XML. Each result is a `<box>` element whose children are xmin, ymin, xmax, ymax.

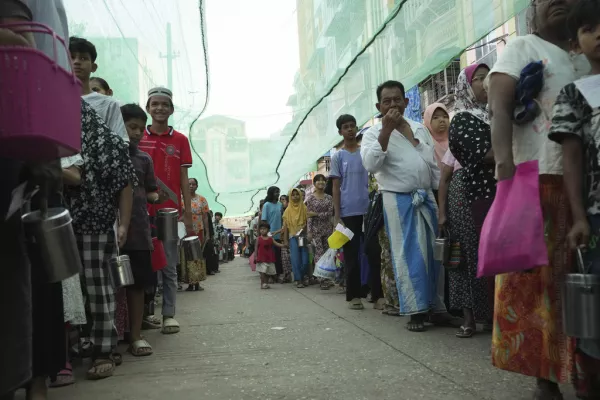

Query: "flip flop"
<box><xmin>348</xmin><ymin>298</ymin><xmax>364</xmax><ymax>310</ymax></box>
<box><xmin>382</xmin><ymin>306</ymin><xmax>401</xmax><ymax>316</ymax></box>
<box><xmin>162</xmin><ymin>317</ymin><xmax>180</xmax><ymax>334</ymax></box>
<box><xmin>48</xmin><ymin>365</ymin><xmax>74</xmax><ymax>388</ymax></box>
<box><xmin>374</xmin><ymin>299</ymin><xmax>386</xmax><ymax>310</ymax></box>
<box><xmin>455</xmin><ymin>326</ymin><xmax>475</xmax><ymax>338</ymax></box>
<box><xmin>142</xmin><ymin>315</ymin><xmax>162</xmax><ymax>330</ymax></box>
<box><xmin>86</xmin><ymin>358</ymin><xmax>115</xmax><ymax>380</ymax></box>
<box><xmin>128</xmin><ymin>339</ymin><xmax>153</xmax><ymax>357</ymax></box>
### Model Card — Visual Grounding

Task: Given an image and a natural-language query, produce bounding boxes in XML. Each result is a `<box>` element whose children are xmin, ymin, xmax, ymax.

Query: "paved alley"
<box><xmin>32</xmin><ymin>256</ymin><xmax>577</xmax><ymax>400</ymax></box>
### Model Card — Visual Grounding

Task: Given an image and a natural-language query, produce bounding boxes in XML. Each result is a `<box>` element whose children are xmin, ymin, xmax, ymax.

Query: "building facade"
<box><xmin>190</xmin><ymin>115</ymin><xmax>250</xmax><ymax>193</ymax></box>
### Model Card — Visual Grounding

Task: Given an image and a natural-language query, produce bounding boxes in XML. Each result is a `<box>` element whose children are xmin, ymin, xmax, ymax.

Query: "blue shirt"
<box><xmin>261</xmin><ymin>201</ymin><xmax>283</xmax><ymax>240</ymax></box>
<box><xmin>330</xmin><ymin>148</ymin><xmax>369</xmax><ymax>218</ymax></box>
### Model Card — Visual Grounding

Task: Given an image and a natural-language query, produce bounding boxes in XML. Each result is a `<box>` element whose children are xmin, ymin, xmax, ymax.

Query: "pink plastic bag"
<box><xmin>249</xmin><ymin>252</ymin><xmax>256</xmax><ymax>272</ymax></box>
<box><xmin>477</xmin><ymin>160</ymin><xmax>548</xmax><ymax>277</ymax></box>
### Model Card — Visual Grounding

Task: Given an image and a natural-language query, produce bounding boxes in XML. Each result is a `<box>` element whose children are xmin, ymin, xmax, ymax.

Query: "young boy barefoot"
<box><xmin>549</xmin><ymin>1</ymin><xmax>600</xmax><ymax>396</ymax></box>
<box><xmin>255</xmin><ymin>222</ymin><xmax>285</xmax><ymax>289</ymax></box>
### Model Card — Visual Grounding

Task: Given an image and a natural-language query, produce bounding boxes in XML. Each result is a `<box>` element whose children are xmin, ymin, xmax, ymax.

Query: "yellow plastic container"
<box><xmin>328</xmin><ymin>230</ymin><xmax>350</xmax><ymax>249</ymax></box>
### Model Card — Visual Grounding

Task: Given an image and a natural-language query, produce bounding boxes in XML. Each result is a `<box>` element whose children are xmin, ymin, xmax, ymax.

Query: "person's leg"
<box><xmin>80</xmin><ymin>235</ymin><xmax>117</xmax><ymax>379</ymax></box>
<box><xmin>341</xmin><ymin>216</ymin><xmax>363</xmax><ymax>305</ymax></box>
<box><xmin>273</xmin><ymin>241</ymin><xmax>283</xmax><ymax>281</ymax></box>
<box><xmin>161</xmin><ymin>240</ymin><xmax>179</xmax><ymax>325</ymax></box>
<box><xmin>0</xmin><ymin>220</ymin><xmax>32</xmax><ymax>398</ymax></box>
<box><xmin>259</xmin><ymin>272</ymin><xmax>266</xmax><ymax>288</ymax></box>
<box><xmin>301</xmin><ymin>245</ymin><xmax>309</xmax><ymax>279</ymax></box>
<box><xmin>289</xmin><ymin>237</ymin><xmax>303</xmax><ymax>285</ymax></box>
<box><xmin>366</xmin><ymin>235</ymin><xmax>384</xmax><ymax>308</ymax></box>
<box><xmin>126</xmin><ymin>285</ymin><xmax>147</xmax><ymax>348</ymax></box>
<box><xmin>206</xmin><ymin>239</ymin><xmax>217</xmax><ymax>275</ymax></box>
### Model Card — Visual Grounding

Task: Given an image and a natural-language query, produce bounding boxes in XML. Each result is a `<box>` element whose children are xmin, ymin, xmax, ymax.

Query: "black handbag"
<box><xmin>364</xmin><ymin>190</ymin><xmax>384</xmax><ymax>245</ymax></box>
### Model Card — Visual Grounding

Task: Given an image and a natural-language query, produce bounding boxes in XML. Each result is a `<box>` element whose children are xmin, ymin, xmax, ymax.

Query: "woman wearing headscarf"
<box><xmin>448</xmin><ymin>63</ymin><xmax>495</xmax><ymax>339</ymax></box>
<box><xmin>278</xmin><ymin>195</ymin><xmax>293</xmax><ymax>282</ymax></box>
<box><xmin>423</xmin><ymin>103</ymin><xmax>450</xmax><ymax>169</ymax></box>
<box><xmin>282</xmin><ymin>188</ymin><xmax>309</xmax><ymax>288</ymax></box>
<box><xmin>487</xmin><ymin>0</ymin><xmax>591</xmax><ymax>397</ymax></box>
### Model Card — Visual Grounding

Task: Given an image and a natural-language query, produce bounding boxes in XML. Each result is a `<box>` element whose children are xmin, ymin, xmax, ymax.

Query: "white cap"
<box><xmin>148</xmin><ymin>86</ymin><xmax>173</xmax><ymax>100</ymax></box>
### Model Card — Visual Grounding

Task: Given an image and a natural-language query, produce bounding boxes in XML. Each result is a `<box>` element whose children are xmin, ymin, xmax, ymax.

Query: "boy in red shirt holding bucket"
<box><xmin>139</xmin><ymin>87</ymin><xmax>194</xmax><ymax>335</ymax></box>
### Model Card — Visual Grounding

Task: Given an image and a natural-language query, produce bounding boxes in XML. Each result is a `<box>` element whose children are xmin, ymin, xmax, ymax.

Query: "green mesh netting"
<box><xmin>66</xmin><ymin>0</ymin><xmax>529</xmax><ymax>216</ymax></box>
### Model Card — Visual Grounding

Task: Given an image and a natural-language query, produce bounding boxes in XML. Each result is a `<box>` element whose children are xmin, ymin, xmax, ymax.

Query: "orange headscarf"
<box><xmin>423</xmin><ymin>103</ymin><xmax>450</xmax><ymax>169</ymax></box>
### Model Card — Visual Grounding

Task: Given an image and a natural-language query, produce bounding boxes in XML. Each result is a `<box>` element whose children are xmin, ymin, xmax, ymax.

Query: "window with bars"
<box><xmin>419</xmin><ymin>60</ymin><xmax>461</xmax><ymax>111</ymax></box>
<box><xmin>475</xmin><ymin>32</ymin><xmax>497</xmax><ymax>62</ymax></box>
<box><xmin>515</xmin><ymin>6</ymin><xmax>532</xmax><ymax>35</ymax></box>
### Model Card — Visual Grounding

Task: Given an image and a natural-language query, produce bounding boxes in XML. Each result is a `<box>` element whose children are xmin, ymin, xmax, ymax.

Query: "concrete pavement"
<box><xmin>30</xmin><ymin>256</ymin><xmax>577</xmax><ymax>400</ymax></box>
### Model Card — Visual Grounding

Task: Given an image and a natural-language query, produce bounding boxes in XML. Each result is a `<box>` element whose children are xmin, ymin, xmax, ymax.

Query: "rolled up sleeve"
<box><xmin>360</xmin><ymin>127</ymin><xmax>387</xmax><ymax>173</ymax></box>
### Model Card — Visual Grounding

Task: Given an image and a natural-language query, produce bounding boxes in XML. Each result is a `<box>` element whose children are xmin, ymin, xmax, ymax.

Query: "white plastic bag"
<box><xmin>313</xmin><ymin>248</ymin><xmax>337</xmax><ymax>280</ymax></box>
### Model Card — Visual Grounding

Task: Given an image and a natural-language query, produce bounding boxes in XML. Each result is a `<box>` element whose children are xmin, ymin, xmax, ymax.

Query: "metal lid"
<box><xmin>22</xmin><ymin>207</ymin><xmax>72</xmax><ymax>228</ymax></box>
<box><xmin>109</xmin><ymin>255</ymin><xmax>130</xmax><ymax>266</ymax></box>
<box><xmin>157</xmin><ymin>208</ymin><xmax>178</xmax><ymax>216</ymax></box>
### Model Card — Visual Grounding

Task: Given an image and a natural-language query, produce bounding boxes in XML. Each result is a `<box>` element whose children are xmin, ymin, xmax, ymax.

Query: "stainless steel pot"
<box><xmin>182</xmin><ymin>236</ymin><xmax>202</xmax><ymax>261</ymax></box>
<box><xmin>433</xmin><ymin>228</ymin><xmax>450</xmax><ymax>264</ymax></box>
<box><xmin>297</xmin><ymin>236</ymin><xmax>306</xmax><ymax>248</ymax></box>
<box><xmin>563</xmin><ymin>248</ymin><xmax>600</xmax><ymax>339</ymax></box>
<box><xmin>22</xmin><ymin>207</ymin><xmax>81</xmax><ymax>283</ymax></box>
<box><xmin>108</xmin><ymin>255</ymin><xmax>134</xmax><ymax>289</ymax></box>
<box><xmin>295</xmin><ymin>228</ymin><xmax>306</xmax><ymax>248</ymax></box>
<box><xmin>156</xmin><ymin>208</ymin><xmax>178</xmax><ymax>241</ymax></box>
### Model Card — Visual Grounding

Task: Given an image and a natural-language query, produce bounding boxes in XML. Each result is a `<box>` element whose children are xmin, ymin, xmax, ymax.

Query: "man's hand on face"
<box><xmin>382</xmin><ymin>109</ymin><xmax>404</xmax><ymax>131</ymax></box>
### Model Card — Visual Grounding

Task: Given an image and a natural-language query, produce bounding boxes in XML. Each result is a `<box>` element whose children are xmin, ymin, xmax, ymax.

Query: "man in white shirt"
<box><xmin>69</xmin><ymin>37</ymin><xmax>129</xmax><ymax>142</ymax></box>
<box><xmin>361</xmin><ymin>80</ymin><xmax>445</xmax><ymax>333</ymax></box>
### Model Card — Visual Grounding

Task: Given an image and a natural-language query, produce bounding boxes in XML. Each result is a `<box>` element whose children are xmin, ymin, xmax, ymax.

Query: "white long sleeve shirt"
<box><xmin>82</xmin><ymin>92</ymin><xmax>129</xmax><ymax>142</ymax></box>
<box><xmin>360</xmin><ymin>120</ymin><xmax>440</xmax><ymax>193</ymax></box>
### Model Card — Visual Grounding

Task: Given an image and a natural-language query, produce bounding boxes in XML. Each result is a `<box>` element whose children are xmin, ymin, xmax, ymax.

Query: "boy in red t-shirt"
<box><xmin>139</xmin><ymin>87</ymin><xmax>193</xmax><ymax>335</ymax></box>
<box><xmin>255</xmin><ymin>222</ymin><xmax>286</xmax><ymax>289</ymax></box>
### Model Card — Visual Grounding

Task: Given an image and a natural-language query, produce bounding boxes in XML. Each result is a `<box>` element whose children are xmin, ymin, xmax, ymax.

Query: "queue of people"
<box><xmin>0</xmin><ymin>2</ymin><xmax>224</xmax><ymax>398</ymax></box>
<box><xmin>4</xmin><ymin>1</ymin><xmax>600</xmax><ymax>400</ymax></box>
<box><xmin>244</xmin><ymin>1</ymin><xmax>600</xmax><ymax>398</ymax></box>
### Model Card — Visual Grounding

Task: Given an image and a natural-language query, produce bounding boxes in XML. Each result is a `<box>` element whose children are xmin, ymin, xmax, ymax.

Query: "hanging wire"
<box><xmin>100</xmin><ymin>0</ymin><xmax>156</xmax><ymax>83</ymax></box>
<box><xmin>241</xmin><ymin>0</ymin><xmax>409</xmax><ymax>214</ymax></box>
<box><xmin>188</xmin><ymin>0</ymin><xmax>229</xmax><ymax>214</ymax></box>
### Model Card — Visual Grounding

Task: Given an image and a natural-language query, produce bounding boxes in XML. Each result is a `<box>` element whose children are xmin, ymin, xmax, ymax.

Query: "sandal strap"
<box><xmin>92</xmin><ymin>358</ymin><xmax>115</xmax><ymax>367</ymax></box>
